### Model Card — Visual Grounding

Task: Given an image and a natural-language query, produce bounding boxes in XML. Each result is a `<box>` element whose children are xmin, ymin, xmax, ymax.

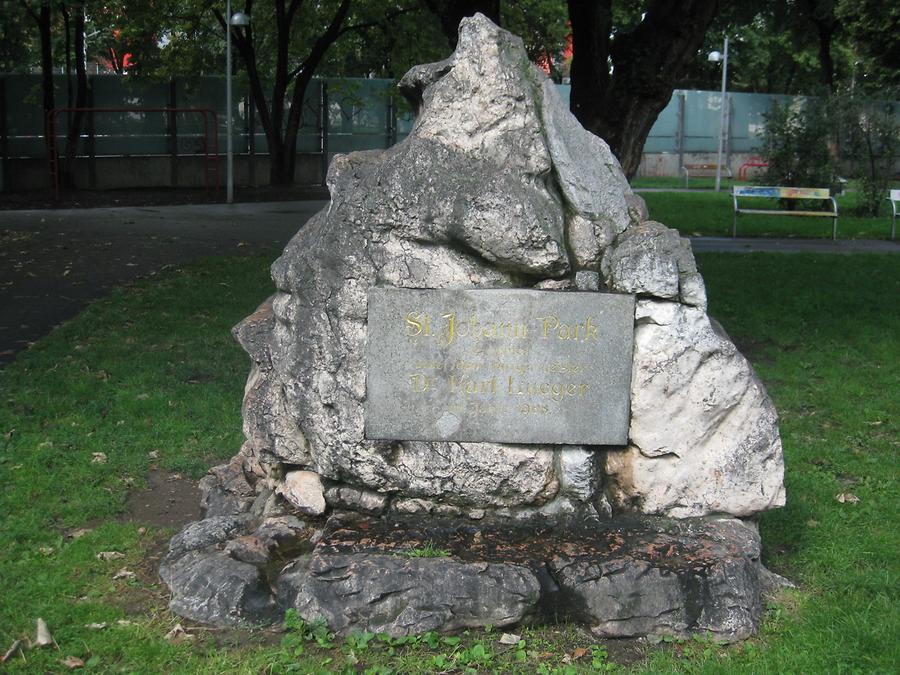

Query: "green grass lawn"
<box><xmin>638</xmin><ymin>189</ymin><xmax>897</xmax><ymax>239</ymax></box>
<box><xmin>1</xmin><ymin>253</ymin><xmax>898</xmax><ymax>673</ymax></box>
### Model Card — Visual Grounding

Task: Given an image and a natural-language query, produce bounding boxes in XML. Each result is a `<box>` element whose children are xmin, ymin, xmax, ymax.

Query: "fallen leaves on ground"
<box><xmin>835</xmin><ymin>492</ymin><xmax>860</xmax><ymax>504</ymax></box>
<box><xmin>1</xmin><ymin>640</ymin><xmax>23</xmax><ymax>662</ymax></box>
<box><xmin>164</xmin><ymin>623</ymin><xmax>196</xmax><ymax>645</ymax></box>
<box><xmin>96</xmin><ymin>551</ymin><xmax>125</xmax><ymax>561</ymax></box>
<box><xmin>35</xmin><ymin>618</ymin><xmax>54</xmax><ymax>648</ymax></box>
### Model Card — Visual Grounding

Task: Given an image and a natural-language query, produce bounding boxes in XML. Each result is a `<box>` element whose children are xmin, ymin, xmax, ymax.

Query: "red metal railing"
<box><xmin>737</xmin><ymin>157</ymin><xmax>769</xmax><ymax>181</ymax></box>
<box><xmin>46</xmin><ymin>107</ymin><xmax>221</xmax><ymax>200</ymax></box>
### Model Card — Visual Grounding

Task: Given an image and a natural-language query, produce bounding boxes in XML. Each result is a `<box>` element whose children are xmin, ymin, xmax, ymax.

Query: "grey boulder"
<box><xmin>277</xmin><ymin>553</ymin><xmax>541</xmax><ymax>636</ymax></box>
<box><xmin>160</xmin><ymin>550</ymin><xmax>278</xmax><ymax>626</ymax></box>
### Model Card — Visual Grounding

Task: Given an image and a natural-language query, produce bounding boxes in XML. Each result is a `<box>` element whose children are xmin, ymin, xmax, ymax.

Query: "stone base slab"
<box><xmin>160</xmin><ymin>513</ymin><xmax>764</xmax><ymax>641</ymax></box>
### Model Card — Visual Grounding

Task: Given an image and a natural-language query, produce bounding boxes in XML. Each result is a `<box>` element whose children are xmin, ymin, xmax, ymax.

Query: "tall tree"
<box><xmin>19</xmin><ymin>0</ymin><xmax>56</xmax><ymax>136</ymax></box>
<box><xmin>216</xmin><ymin>0</ymin><xmax>354</xmax><ymax>185</ymax></box>
<box><xmin>62</xmin><ymin>1</ymin><xmax>88</xmax><ymax>187</ymax></box>
<box><xmin>567</xmin><ymin>0</ymin><xmax>721</xmax><ymax>178</ymax></box>
<box><xmin>800</xmin><ymin>0</ymin><xmax>839</xmax><ymax>92</ymax></box>
<box><xmin>837</xmin><ymin>0</ymin><xmax>900</xmax><ymax>92</ymax></box>
<box><xmin>216</xmin><ymin>0</ymin><xmax>418</xmax><ymax>184</ymax></box>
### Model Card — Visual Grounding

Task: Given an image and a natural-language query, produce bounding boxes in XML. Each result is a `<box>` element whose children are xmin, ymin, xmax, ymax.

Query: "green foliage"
<box><xmin>761</xmin><ymin>97</ymin><xmax>836</xmax><ymax>189</ymax></box>
<box><xmin>403</xmin><ymin>541</ymin><xmax>451</xmax><ymax>558</ymax></box>
<box><xmin>836</xmin><ymin>0</ymin><xmax>900</xmax><ymax>92</ymax></box>
<box><xmin>282</xmin><ymin>610</ymin><xmax>336</xmax><ymax>653</ymax></box>
<box><xmin>501</xmin><ymin>0</ymin><xmax>570</xmax><ymax>81</ymax></box>
<box><xmin>833</xmin><ymin>92</ymin><xmax>900</xmax><ymax>216</ymax></box>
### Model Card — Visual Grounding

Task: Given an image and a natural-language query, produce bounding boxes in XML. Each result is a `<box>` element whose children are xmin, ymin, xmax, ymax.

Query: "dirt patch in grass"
<box><xmin>124</xmin><ymin>469</ymin><xmax>201</xmax><ymax>529</ymax></box>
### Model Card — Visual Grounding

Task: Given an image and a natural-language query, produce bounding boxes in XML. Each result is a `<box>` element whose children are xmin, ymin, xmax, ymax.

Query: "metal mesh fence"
<box><xmin>0</xmin><ymin>73</ymin><xmax>866</xmax><ymax>160</ymax></box>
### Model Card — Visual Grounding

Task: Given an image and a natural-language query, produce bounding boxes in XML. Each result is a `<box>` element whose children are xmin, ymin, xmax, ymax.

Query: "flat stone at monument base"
<box><xmin>366</xmin><ymin>288</ymin><xmax>635</xmax><ymax>444</ymax></box>
<box><xmin>294</xmin><ymin>515</ymin><xmax>762</xmax><ymax>640</ymax></box>
<box><xmin>160</xmin><ymin>511</ymin><xmax>764</xmax><ymax>641</ymax></box>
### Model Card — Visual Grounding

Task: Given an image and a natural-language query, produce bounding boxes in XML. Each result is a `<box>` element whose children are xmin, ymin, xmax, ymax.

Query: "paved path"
<box><xmin>689</xmin><ymin>236</ymin><xmax>899</xmax><ymax>254</ymax></box>
<box><xmin>0</xmin><ymin>201</ymin><xmax>326</xmax><ymax>365</ymax></box>
<box><xmin>1</xmin><ymin>200</ymin><xmax>897</xmax><ymax>366</ymax></box>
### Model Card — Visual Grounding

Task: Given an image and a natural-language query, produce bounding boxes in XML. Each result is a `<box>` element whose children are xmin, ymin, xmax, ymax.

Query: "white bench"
<box><xmin>888</xmin><ymin>189</ymin><xmax>899</xmax><ymax>240</ymax></box>
<box><xmin>732</xmin><ymin>186</ymin><xmax>839</xmax><ymax>239</ymax></box>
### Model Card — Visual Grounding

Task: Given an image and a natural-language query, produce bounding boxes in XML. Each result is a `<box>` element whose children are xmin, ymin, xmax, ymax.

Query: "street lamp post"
<box><xmin>708</xmin><ymin>36</ymin><xmax>729</xmax><ymax>192</ymax></box>
<box><xmin>226</xmin><ymin>3</ymin><xmax>249</xmax><ymax>204</ymax></box>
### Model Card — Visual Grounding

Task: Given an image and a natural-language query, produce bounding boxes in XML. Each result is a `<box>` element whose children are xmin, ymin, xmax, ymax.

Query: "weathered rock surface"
<box><xmin>539</xmin><ymin>78</ymin><xmax>634</xmax><ymax>266</ymax></box>
<box><xmin>278</xmin><ymin>470</ymin><xmax>327</xmax><ymax>516</ymax></box>
<box><xmin>276</xmin><ymin>515</ymin><xmax>764</xmax><ymax>640</ymax></box>
<box><xmin>167</xmin><ymin>515</ymin><xmax>253</xmax><ymax>559</ymax></box>
<box><xmin>601</xmin><ymin>220</ymin><xmax>707</xmax><ymax>308</ymax></box>
<box><xmin>324</xmin><ymin>485</ymin><xmax>390</xmax><ymax>515</ymax></box>
<box><xmin>605</xmin><ymin>300</ymin><xmax>786</xmax><ymax>517</ymax></box>
<box><xmin>160</xmin><ymin>13</ymin><xmax>786</xmax><ymax>641</ymax></box>
<box><xmin>160</xmin><ymin>551</ymin><xmax>279</xmax><ymax>626</ymax></box>
<box><xmin>278</xmin><ymin>554</ymin><xmax>541</xmax><ymax>636</ymax></box>
<box><xmin>550</xmin><ymin>518</ymin><xmax>762</xmax><ymax>641</ymax></box>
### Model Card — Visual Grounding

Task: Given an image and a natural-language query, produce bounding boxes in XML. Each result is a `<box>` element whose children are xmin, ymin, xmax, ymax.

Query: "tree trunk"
<box><xmin>63</xmin><ymin>4</ymin><xmax>88</xmax><ymax>188</ymax></box>
<box><xmin>423</xmin><ymin>0</ymin><xmax>501</xmax><ymax>48</ymax></box>
<box><xmin>568</xmin><ymin>0</ymin><xmax>720</xmax><ymax>179</ymax></box>
<box><xmin>61</xmin><ymin>3</ymin><xmax>72</xmax><ymax>106</ymax></box>
<box><xmin>268</xmin><ymin>142</ymin><xmax>290</xmax><ymax>184</ymax></box>
<box><xmin>812</xmin><ymin>17</ymin><xmax>836</xmax><ymax>92</ymax></box>
<box><xmin>35</xmin><ymin>1</ymin><xmax>55</xmax><ymax>152</ymax></box>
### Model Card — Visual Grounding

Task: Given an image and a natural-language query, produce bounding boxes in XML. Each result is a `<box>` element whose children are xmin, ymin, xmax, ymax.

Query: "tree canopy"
<box><xmin>3</xmin><ymin>0</ymin><xmax>896</xmax><ymax>181</ymax></box>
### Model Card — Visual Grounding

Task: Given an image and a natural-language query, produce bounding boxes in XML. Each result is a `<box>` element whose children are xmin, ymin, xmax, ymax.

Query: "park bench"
<box><xmin>888</xmin><ymin>189</ymin><xmax>899</xmax><ymax>240</ymax></box>
<box><xmin>681</xmin><ymin>163</ymin><xmax>732</xmax><ymax>188</ymax></box>
<box><xmin>732</xmin><ymin>186</ymin><xmax>839</xmax><ymax>239</ymax></box>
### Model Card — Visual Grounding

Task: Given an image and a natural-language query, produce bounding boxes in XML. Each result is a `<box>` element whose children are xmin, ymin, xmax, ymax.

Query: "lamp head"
<box><xmin>230</xmin><ymin>11</ymin><xmax>250</xmax><ymax>26</ymax></box>
<box><xmin>708</xmin><ymin>50</ymin><xmax>722</xmax><ymax>62</ymax></box>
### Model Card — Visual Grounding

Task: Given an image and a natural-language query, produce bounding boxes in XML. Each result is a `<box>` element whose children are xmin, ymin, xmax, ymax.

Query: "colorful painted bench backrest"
<box><xmin>733</xmin><ymin>186</ymin><xmax>831</xmax><ymax>199</ymax></box>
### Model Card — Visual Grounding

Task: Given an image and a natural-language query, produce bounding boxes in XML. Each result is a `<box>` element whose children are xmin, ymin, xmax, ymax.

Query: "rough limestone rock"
<box><xmin>550</xmin><ymin>518</ymin><xmax>762</xmax><ymax>641</ymax></box>
<box><xmin>605</xmin><ymin>301</ymin><xmax>786</xmax><ymax>517</ymax></box>
<box><xmin>160</xmin><ymin>13</ymin><xmax>786</xmax><ymax>640</ymax></box>
<box><xmin>160</xmin><ymin>551</ymin><xmax>279</xmax><ymax>626</ymax></box>
<box><xmin>601</xmin><ymin>220</ymin><xmax>707</xmax><ymax>309</ymax></box>
<box><xmin>278</xmin><ymin>470</ymin><xmax>327</xmax><ymax>516</ymax></box>
<box><xmin>539</xmin><ymin>78</ymin><xmax>634</xmax><ymax>266</ymax></box>
<box><xmin>167</xmin><ymin>515</ymin><xmax>254</xmax><ymax>559</ymax></box>
<box><xmin>277</xmin><ymin>554</ymin><xmax>541</xmax><ymax>636</ymax></box>
<box><xmin>213</xmin><ymin>11</ymin><xmax>782</xmax><ymax>519</ymax></box>
<box><xmin>324</xmin><ymin>485</ymin><xmax>390</xmax><ymax>515</ymax></box>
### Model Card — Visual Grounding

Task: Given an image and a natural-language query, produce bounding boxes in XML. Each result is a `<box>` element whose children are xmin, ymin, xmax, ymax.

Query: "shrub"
<box><xmin>760</xmin><ymin>97</ymin><xmax>836</xmax><ymax>189</ymax></box>
<box><xmin>833</xmin><ymin>92</ymin><xmax>900</xmax><ymax>216</ymax></box>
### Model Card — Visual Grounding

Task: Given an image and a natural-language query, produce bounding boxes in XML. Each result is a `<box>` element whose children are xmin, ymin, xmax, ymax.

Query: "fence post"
<box><xmin>246</xmin><ymin>90</ymin><xmax>255</xmax><ymax>186</ymax></box>
<box><xmin>168</xmin><ymin>78</ymin><xmax>177</xmax><ymax>187</ymax></box>
<box><xmin>676</xmin><ymin>91</ymin><xmax>685</xmax><ymax>174</ymax></box>
<box><xmin>320</xmin><ymin>80</ymin><xmax>329</xmax><ymax>186</ymax></box>
<box><xmin>87</xmin><ymin>80</ymin><xmax>96</xmax><ymax>188</ymax></box>
<box><xmin>725</xmin><ymin>93</ymin><xmax>733</xmax><ymax>170</ymax></box>
<box><xmin>0</xmin><ymin>77</ymin><xmax>8</xmax><ymax>192</ymax></box>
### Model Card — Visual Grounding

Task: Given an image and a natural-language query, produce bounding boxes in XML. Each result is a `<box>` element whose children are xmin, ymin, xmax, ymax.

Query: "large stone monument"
<box><xmin>160</xmin><ymin>15</ymin><xmax>786</xmax><ymax>641</ymax></box>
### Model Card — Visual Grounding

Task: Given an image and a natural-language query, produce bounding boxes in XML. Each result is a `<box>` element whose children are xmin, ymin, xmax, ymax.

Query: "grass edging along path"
<box><xmin>640</xmin><ymin>190</ymin><xmax>896</xmax><ymax>240</ymax></box>
<box><xmin>1</xmin><ymin>253</ymin><xmax>897</xmax><ymax>673</ymax></box>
